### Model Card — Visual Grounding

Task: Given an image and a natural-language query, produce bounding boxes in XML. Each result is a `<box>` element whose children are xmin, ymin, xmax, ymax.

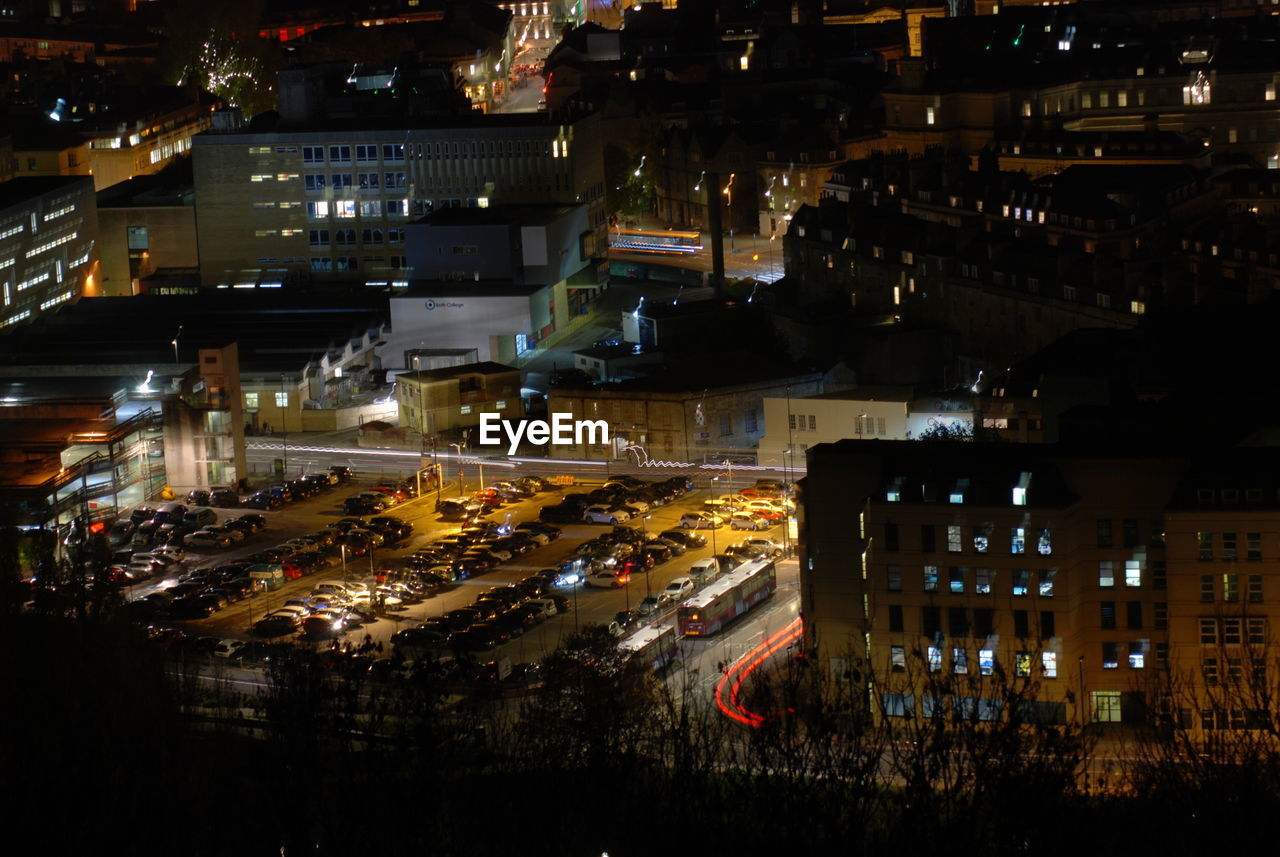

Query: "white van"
<box><xmin>689</xmin><ymin>558</ymin><xmax>720</xmax><ymax>585</ymax></box>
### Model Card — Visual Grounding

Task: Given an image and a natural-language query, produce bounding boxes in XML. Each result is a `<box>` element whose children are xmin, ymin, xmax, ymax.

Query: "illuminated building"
<box><xmin>0</xmin><ymin>175</ymin><xmax>98</xmax><ymax>329</ymax></box>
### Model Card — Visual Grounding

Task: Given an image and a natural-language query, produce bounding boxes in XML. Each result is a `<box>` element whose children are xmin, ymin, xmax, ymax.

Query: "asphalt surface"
<box><xmin>141</xmin><ymin>472</ymin><xmax>795</xmax><ymax>673</ymax></box>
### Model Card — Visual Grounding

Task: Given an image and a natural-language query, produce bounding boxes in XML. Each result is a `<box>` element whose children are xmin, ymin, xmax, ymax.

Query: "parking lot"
<box><xmin>118</xmin><ymin>470</ymin><xmax>792</xmax><ymax>672</ymax></box>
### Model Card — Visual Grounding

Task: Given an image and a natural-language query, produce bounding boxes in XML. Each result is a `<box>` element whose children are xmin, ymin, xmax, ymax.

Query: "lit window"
<box><xmin>924</xmin><ymin>565</ymin><xmax>938</xmax><ymax>592</ymax></box>
<box><xmin>1041</xmin><ymin>652</ymin><xmax>1057</xmax><ymax>678</ymax></box>
<box><xmin>1012</xmin><ymin>570</ymin><xmax>1029</xmax><ymax>596</ymax></box>
<box><xmin>1125</xmin><ymin>560</ymin><xmax>1143</xmax><ymax>588</ymax></box>
<box><xmin>947</xmin><ymin>525</ymin><xmax>962</xmax><ymax>552</ymax></box>
<box><xmin>979</xmin><ymin>649</ymin><xmax>995</xmax><ymax>676</ymax></box>
<box><xmin>496</xmin><ymin>399</ymin><xmax>506</xmax><ymax>409</ymax></box>
<box><xmin>460</xmin><ymin>405</ymin><xmax>472</xmax><ymax>415</ymax></box>
<box><xmin>952</xmin><ymin>647</ymin><xmax>968</xmax><ymax>674</ymax></box>
<box><xmin>244</xmin><ymin>392</ymin><xmax>259</xmax><ymax>409</ymax></box>
<box><xmin>275</xmin><ymin>391</ymin><xmax>289</xmax><ymax>407</ymax></box>
<box><xmin>927</xmin><ymin>645</ymin><xmax>942</xmax><ymax>673</ymax></box>
<box><xmin>926</xmin><ymin>106</ymin><xmax>935</xmax><ymax>125</ymax></box>
<box><xmin>1010</xmin><ymin>527</ymin><xmax>1026</xmax><ymax>554</ymax></box>
<box><xmin>739</xmin><ymin>55</ymin><xmax>749</xmax><ymax>70</ymax></box>
<box><xmin>1099</xmin><ymin>560</ymin><xmax>1115</xmax><ymax>588</ymax></box>
<box><xmin>1012</xmin><ymin>486</ymin><xmax>1027</xmax><ymax>505</ymax></box>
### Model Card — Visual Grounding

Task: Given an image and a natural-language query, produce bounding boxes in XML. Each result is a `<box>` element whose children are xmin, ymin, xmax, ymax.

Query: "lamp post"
<box><xmin>171</xmin><ymin>324</ymin><xmax>182</xmax><ymax>363</ymax></box>
<box><xmin>723</xmin><ymin>172</ymin><xmax>736</xmax><ymax>250</ymax></box>
<box><xmin>279</xmin><ymin>374</ymin><xmax>289</xmax><ymax>478</ymax></box>
<box><xmin>340</xmin><ymin>544</ymin><xmax>348</xmax><ymax>580</ymax></box>
<box><xmin>449</xmin><ymin>442</ymin><xmax>465</xmax><ymax>496</ymax></box>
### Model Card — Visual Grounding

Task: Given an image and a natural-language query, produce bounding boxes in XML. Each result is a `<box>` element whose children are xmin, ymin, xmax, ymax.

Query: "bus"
<box><xmin>618</xmin><ymin>622</ymin><xmax>678</xmax><ymax>672</ymax></box>
<box><xmin>677</xmin><ymin>558</ymin><xmax>777</xmax><ymax>637</ymax></box>
<box><xmin>609</xmin><ymin>228</ymin><xmax>702</xmax><ymax>255</ymax></box>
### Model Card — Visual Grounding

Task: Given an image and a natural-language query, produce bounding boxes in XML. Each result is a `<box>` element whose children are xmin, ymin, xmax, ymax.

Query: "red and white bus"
<box><xmin>677</xmin><ymin>558</ymin><xmax>777</xmax><ymax>637</ymax></box>
<box><xmin>618</xmin><ymin>622</ymin><xmax>678</xmax><ymax>672</ymax></box>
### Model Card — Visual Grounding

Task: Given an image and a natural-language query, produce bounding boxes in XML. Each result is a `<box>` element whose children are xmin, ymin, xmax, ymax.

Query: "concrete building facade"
<box><xmin>191</xmin><ymin>111</ymin><xmax>606</xmax><ymax>286</ymax></box>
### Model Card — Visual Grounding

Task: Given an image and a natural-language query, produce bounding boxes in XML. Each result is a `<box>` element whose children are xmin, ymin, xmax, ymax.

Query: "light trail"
<box><xmin>713</xmin><ymin>615</ymin><xmax>804</xmax><ymax>726</ymax></box>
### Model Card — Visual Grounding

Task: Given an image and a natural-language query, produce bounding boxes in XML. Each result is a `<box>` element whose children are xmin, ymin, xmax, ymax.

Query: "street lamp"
<box><xmin>171</xmin><ymin>324</ymin><xmax>183</xmax><ymax>363</ymax></box>
<box><xmin>449</xmin><ymin>441</ymin><xmax>466</xmax><ymax>495</ymax></box>
<box><xmin>279</xmin><ymin>374</ymin><xmax>289</xmax><ymax>478</ymax></box>
<box><xmin>723</xmin><ymin>172</ymin><xmax>736</xmax><ymax>250</ymax></box>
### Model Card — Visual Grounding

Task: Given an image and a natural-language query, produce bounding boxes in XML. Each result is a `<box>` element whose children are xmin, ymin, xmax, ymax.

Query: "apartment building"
<box><xmin>881</xmin><ymin>14</ymin><xmax>1280</xmax><ymax>170</ymax></box>
<box><xmin>0</xmin><ymin>175</ymin><xmax>98</xmax><ymax>330</ymax></box>
<box><xmin>801</xmin><ymin>439</ymin><xmax>1280</xmax><ymax>731</ymax></box>
<box><xmin>191</xmin><ymin>110</ymin><xmax>605</xmax><ymax>285</ymax></box>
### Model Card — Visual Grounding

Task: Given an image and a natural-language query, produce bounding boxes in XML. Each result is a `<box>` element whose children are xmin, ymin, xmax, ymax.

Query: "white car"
<box><xmin>583</xmin><ymin>505</ymin><xmax>630</xmax><ymax>524</ymax></box>
<box><xmin>525</xmin><ymin>598</ymin><xmax>559</xmax><ymax>618</ymax></box>
<box><xmin>743</xmin><ymin>537</ymin><xmax>785</xmax><ymax>557</ymax></box>
<box><xmin>151</xmin><ymin>544</ymin><xmax>187</xmax><ymax>563</ymax></box>
<box><xmin>680</xmin><ymin>512</ymin><xmax>723</xmax><ymax>529</ymax></box>
<box><xmin>744</xmin><ymin>499</ymin><xmax>787</xmax><ymax>515</ymax></box>
<box><xmin>585</xmin><ymin>571</ymin><xmax>627</xmax><ymax>588</ymax></box>
<box><xmin>203</xmin><ymin>524</ymin><xmax>246</xmax><ymax>544</ymax></box>
<box><xmin>661</xmin><ymin>576</ymin><xmax>695</xmax><ymax>603</ymax></box>
<box><xmin>729</xmin><ymin>513</ymin><xmax>771</xmax><ymax>531</ymax></box>
<box><xmin>212</xmin><ymin>639</ymin><xmax>246</xmax><ymax>658</ymax></box>
<box><xmin>259</xmin><ymin>607</ymin><xmax>306</xmax><ymax>627</ymax></box>
<box><xmin>309</xmin><ymin>592</ymin><xmax>351</xmax><ymax>608</ymax></box>
<box><xmin>621</xmin><ymin>498</ymin><xmax>651</xmax><ymax>513</ymax></box>
<box><xmin>186</xmin><ymin>531</ymin><xmax>232</xmax><ymax>550</ymax></box>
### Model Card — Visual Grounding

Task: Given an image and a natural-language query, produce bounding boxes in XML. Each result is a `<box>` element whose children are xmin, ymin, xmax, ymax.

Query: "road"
<box><xmin>495</xmin><ymin>74</ymin><xmax>544</xmax><ymax>114</ymax></box>
<box><xmin>247</xmin><ymin>440</ymin><xmax>805</xmax><ymax>485</ymax></box>
<box><xmin>609</xmin><ymin>230</ymin><xmax>786</xmax><ymax>284</ymax></box>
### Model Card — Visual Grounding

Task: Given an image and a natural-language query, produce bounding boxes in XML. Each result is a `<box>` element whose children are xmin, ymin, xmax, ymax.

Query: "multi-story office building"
<box><xmin>191</xmin><ymin>109</ymin><xmax>606</xmax><ymax>285</ymax></box>
<box><xmin>11</xmin><ymin>87</ymin><xmax>216</xmax><ymax>190</ymax></box>
<box><xmin>800</xmin><ymin>439</ymin><xmax>1280</xmax><ymax>731</ymax></box>
<box><xmin>0</xmin><ymin>175</ymin><xmax>98</xmax><ymax>329</ymax></box>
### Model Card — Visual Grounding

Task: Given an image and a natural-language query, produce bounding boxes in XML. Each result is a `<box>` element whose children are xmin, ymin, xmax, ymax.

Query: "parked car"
<box><xmin>186</xmin><ymin>530</ymin><xmax>232</xmax><ymax>550</ymax></box>
<box><xmin>202</xmin><ymin>523</ymin><xmax>245</xmax><ymax>544</ymax></box>
<box><xmin>212</xmin><ymin>639</ymin><xmax>247</xmax><ymax>659</ymax></box>
<box><xmin>186</xmin><ymin>489</ymin><xmax>211</xmax><ymax>507</ymax></box>
<box><xmin>661</xmin><ymin>529</ymin><xmax>706</xmax><ymax>549</ymax></box>
<box><xmin>729</xmin><ymin>513</ymin><xmax>772</xmax><ymax>531</ymax></box>
<box><xmin>182</xmin><ymin>507</ymin><xmax>217</xmax><ymax>529</ymax></box>
<box><xmin>660</xmin><ymin>576</ymin><xmax>695</xmax><ymax>604</ymax></box>
<box><xmin>242</xmin><ymin>491</ymin><xmax>282</xmax><ymax>510</ymax></box>
<box><xmin>584</xmin><ymin>504</ymin><xmax>630</xmax><ymax>524</ymax></box>
<box><xmin>742</xmin><ymin>537</ymin><xmax>784</xmax><ymax>557</ymax></box>
<box><xmin>679</xmin><ymin>512</ymin><xmax>723</xmax><ymax>529</ymax></box>
<box><xmin>209</xmin><ymin>487</ymin><xmax>240</xmax><ymax>508</ymax></box>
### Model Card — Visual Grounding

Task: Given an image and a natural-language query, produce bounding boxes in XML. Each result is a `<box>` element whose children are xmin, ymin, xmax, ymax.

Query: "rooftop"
<box><xmin>0</xmin><ymin>294</ymin><xmax>387</xmax><ymax>375</ymax></box>
<box><xmin>0</xmin><ymin>176</ymin><xmax>93</xmax><ymax>212</ymax></box>
<box><xmin>397</xmin><ymin>361</ymin><xmax>518</xmax><ymax>382</ymax></box>
<box><xmin>417</xmin><ymin>204</ymin><xmax>579</xmax><ymax>228</ymax></box>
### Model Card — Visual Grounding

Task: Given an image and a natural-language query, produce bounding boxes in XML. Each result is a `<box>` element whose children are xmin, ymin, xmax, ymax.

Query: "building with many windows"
<box><xmin>0</xmin><ymin>175</ymin><xmax>98</xmax><ymax>329</ymax></box>
<box><xmin>191</xmin><ymin>109</ymin><xmax>606</xmax><ymax>286</ymax></box>
<box><xmin>800</xmin><ymin>439</ymin><xmax>1280</xmax><ymax>732</ymax></box>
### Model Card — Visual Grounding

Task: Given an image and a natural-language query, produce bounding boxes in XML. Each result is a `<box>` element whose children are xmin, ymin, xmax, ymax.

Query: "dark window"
<box><xmin>1123</xmin><ymin>519</ymin><xmax>1139</xmax><ymax>547</ymax></box>
<box><xmin>1100</xmin><ymin>602</ymin><xmax>1116</xmax><ymax>629</ymax></box>
<box><xmin>1126</xmin><ymin>601</ymin><xmax>1143</xmax><ymax>629</ymax></box>
<box><xmin>1040</xmin><ymin>611</ymin><xmax>1056</xmax><ymax>639</ymax></box>
<box><xmin>1014</xmin><ymin>610</ymin><xmax>1029</xmax><ymax>638</ymax></box>
<box><xmin>884</xmin><ymin>523</ymin><xmax>899</xmax><ymax>552</ymax></box>
<box><xmin>921</xmin><ymin>524</ymin><xmax>936</xmax><ymax>553</ymax></box>
<box><xmin>888</xmin><ymin>604</ymin><xmax>904</xmax><ymax>632</ymax></box>
<box><xmin>1096</xmin><ymin>519</ymin><xmax>1113</xmax><ymax>548</ymax></box>
<box><xmin>974</xmin><ymin>608</ymin><xmax>994</xmax><ymax>638</ymax></box>
<box><xmin>922</xmin><ymin>606</ymin><xmax>941</xmax><ymax>638</ymax></box>
<box><xmin>948</xmin><ymin>607</ymin><xmax>969</xmax><ymax>637</ymax></box>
